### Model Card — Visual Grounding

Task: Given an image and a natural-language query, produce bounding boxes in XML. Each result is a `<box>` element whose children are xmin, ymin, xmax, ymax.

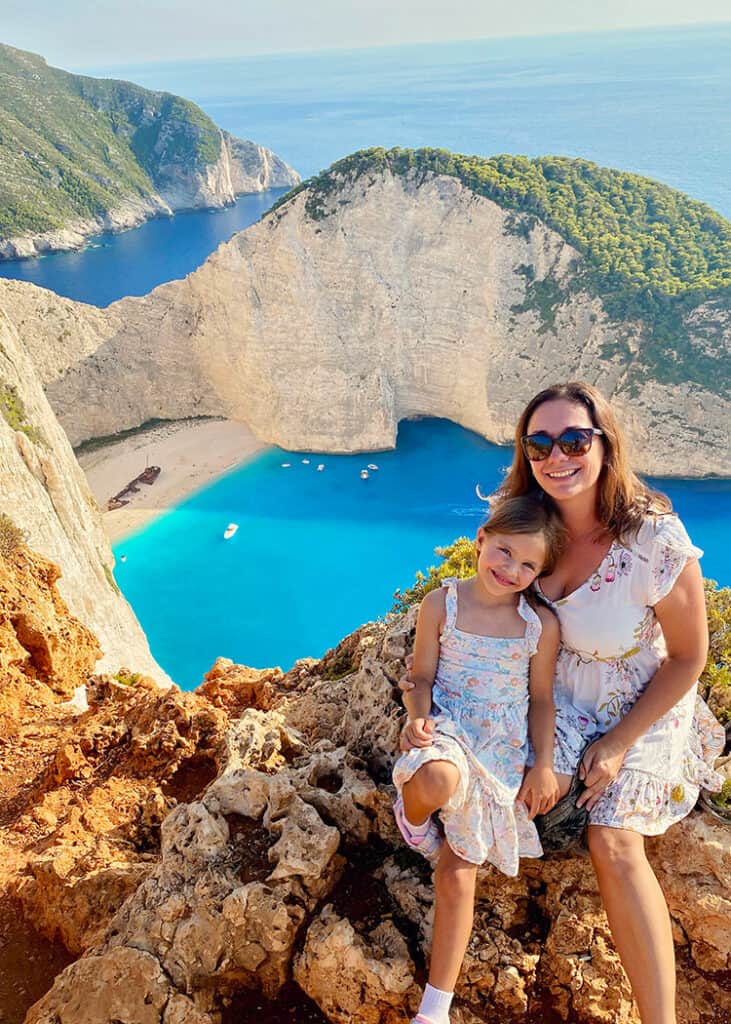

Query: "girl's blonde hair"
<box><xmin>478</xmin><ymin>495</ymin><xmax>566</xmax><ymax>577</ymax></box>
<box><xmin>494</xmin><ymin>381</ymin><xmax>671</xmax><ymax>541</ymax></box>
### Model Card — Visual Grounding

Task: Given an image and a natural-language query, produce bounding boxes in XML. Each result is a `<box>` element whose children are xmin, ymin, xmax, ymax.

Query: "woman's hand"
<box><xmin>400</xmin><ymin>717</ymin><xmax>435</xmax><ymax>751</ymax></box>
<box><xmin>576</xmin><ymin>734</ymin><xmax>628</xmax><ymax>810</ymax></box>
<box><xmin>399</xmin><ymin>653</ymin><xmax>416</xmax><ymax>692</ymax></box>
<box><xmin>518</xmin><ymin>764</ymin><xmax>561</xmax><ymax>820</ymax></box>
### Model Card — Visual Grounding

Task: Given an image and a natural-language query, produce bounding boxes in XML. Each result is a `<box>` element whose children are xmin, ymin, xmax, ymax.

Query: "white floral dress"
<box><xmin>393</xmin><ymin>578</ymin><xmax>543</xmax><ymax>875</ymax></box>
<box><xmin>537</xmin><ymin>515</ymin><xmax>724</xmax><ymax>834</ymax></box>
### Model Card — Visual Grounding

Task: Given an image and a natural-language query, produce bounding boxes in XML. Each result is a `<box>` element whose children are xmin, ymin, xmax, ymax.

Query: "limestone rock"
<box><xmin>294</xmin><ymin>905</ymin><xmax>419</xmax><ymax>1023</ymax></box>
<box><xmin>4</xmin><ymin>169</ymin><xmax>727</xmax><ymax>475</ymax></box>
<box><xmin>0</xmin><ymin>297</ymin><xmax>169</xmax><ymax>680</ymax></box>
<box><xmin>1</xmin><ymin>573</ymin><xmax>727</xmax><ymax>1024</ymax></box>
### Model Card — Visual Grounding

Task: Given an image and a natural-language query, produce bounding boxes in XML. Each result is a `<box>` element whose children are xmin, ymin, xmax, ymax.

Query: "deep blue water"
<box><xmin>1</xmin><ymin>24</ymin><xmax>730</xmax><ymax>304</ymax></box>
<box><xmin>112</xmin><ymin>419</ymin><xmax>731</xmax><ymax>689</ymax></box>
<box><xmin>0</xmin><ymin>190</ymin><xmax>287</xmax><ymax>306</ymax></box>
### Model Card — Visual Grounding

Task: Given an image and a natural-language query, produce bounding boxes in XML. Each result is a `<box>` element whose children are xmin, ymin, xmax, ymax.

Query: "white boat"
<box><xmin>223</xmin><ymin>523</ymin><xmax>239</xmax><ymax>540</ymax></box>
<box><xmin>367</xmin><ymin>463</ymin><xmax>379</xmax><ymax>471</ymax></box>
<box><xmin>281</xmin><ymin>462</ymin><xmax>291</xmax><ymax>468</ymax></box>
<box><xmin>360</xmin><ymin>469</ymin><xmax>369</xmax><ymax>480</ymax></box>
<box><xmin>317</xmin><ymin>463</ymin><xmax>325</xmax><ymax>472</ymax></box>
<box><xmin>302</xmin><ymin>459</ymin><xmax>310</xmax><ymax>464</ymax></box>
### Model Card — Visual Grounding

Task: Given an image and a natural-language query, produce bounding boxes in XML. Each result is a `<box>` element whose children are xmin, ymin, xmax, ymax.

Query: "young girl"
<box><xmin>392</xmin><ymin>496</ymin><xmax>563</xmax><ymax>1024</ymax></box>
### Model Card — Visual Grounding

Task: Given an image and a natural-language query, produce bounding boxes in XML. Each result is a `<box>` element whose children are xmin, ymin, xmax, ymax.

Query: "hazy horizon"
<box><xmin>3</xmin><ymin>1</ymin><xmax>731</xmax><ymax>70</ymax></box>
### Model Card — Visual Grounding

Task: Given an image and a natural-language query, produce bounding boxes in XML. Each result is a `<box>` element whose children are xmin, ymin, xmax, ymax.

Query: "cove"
<box><xmin>111</xmin><ymin>419</ymin><xmax>731</xmax><ymax>689</ymax></box>
<box><xmin>0</xmin><ymin>189</ymin><xmax>287</xmax><ymax>307</ymax></box>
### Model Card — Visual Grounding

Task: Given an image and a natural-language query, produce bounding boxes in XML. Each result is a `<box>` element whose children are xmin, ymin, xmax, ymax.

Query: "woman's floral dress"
<box><xmin>538</xmin><ymin>515</ymin><xmax>724</xmax><ymax>834</ymax></box>
<box><xmin>393</xmin><ymin>577</ymin><xmax>543</xmax><ymax>875</ymax></box>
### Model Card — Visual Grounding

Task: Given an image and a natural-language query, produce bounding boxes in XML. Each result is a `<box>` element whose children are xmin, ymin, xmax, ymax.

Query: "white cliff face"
<box><xmin>0</xmin><ymin>300</ymin><xmax>171</xmax><ymax>683</ymax></box>
<box><xmin>4</xmin><ymin>170</ymin><xmax>730</xmax><ymax>476</ymax></box>
<box><xmin>0</xmin><ymin>136</ymin><xmax>300</xmax><ymax>261</ymax></box>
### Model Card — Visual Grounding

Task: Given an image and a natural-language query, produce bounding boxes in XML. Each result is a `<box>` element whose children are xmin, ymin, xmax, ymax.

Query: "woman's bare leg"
<box><xmin>588</xmin><ymin>825</ymin><xmax>676</xmax><ymax>1024</ymax></box>
<box><xmin>402</xmin><ymin>761</ymin><xmax>460</xmax><ymax>824</ymax></box>
<box><xmin>429</xmin><ymin>843</ymin><xmax>479</xmax><ymax>992</ymax></box>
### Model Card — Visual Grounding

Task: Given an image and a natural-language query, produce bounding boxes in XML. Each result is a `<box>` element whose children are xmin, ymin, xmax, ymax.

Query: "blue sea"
<box><xmin>2</xmin><ymin>24</ymin><xmax>731</xmax><ymax>303</ymax></box>
<box><xmin>1</xmin><ymin>25</ymin><xmax>729</xmax><ymax>685</ymax></box>
<box><xmin>112</xmin><ymin>419</ymin><xmax>731</xmax><ymax>689</ymax></box>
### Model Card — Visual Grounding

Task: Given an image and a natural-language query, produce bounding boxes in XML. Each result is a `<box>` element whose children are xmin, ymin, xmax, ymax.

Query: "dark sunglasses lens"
<box><xmin>522</xmin><ymin>434</ymin><xmax>553</xmax><ymax>461</ymax></box>
<box><xmin>558</xmin><ymin>429</ymin><xmax>593</xmax><ymax>455</ymax></box>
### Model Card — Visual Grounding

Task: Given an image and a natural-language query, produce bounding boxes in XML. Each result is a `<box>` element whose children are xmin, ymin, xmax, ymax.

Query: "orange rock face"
<box><xmin>1</xmin><ymin>542</ymin><xmax>729</xmax><ymax>1024</ymax></box>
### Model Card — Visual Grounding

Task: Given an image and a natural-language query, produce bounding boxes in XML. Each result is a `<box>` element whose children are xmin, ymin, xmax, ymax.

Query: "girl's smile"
<box><xmin>476</xmin><ymin>530</ymin><xmax>547</xmax><ymax>597</ymax></box>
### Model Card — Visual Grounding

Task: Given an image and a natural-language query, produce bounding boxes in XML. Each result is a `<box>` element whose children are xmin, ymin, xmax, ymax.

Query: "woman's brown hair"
<box><xmin>479</xmin><ymin>495</ymin><xmax>566</xmax><ymax>577</ymax></box>
<box><xmin>494</xmin><ymin>381</ymin><xmax>671</xmax><ymax>541</ymax></box>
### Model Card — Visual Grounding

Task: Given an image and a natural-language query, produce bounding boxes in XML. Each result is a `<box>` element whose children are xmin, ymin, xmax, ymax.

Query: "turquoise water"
<box><xmin>113</xmin><ymin>420</ymin><xmax>731</xmax><ymax>689</ymax></box>
<box><xmin>1</xmin><ymin>25</ymin><xmax>730</xmax><ymax>304</ymax></box>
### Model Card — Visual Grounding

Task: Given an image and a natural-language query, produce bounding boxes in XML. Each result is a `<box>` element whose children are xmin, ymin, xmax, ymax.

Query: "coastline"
<box><xmin>76</xmin><ymin>419</ymin><xmax>267</xmax><ymax>544</ymax></box>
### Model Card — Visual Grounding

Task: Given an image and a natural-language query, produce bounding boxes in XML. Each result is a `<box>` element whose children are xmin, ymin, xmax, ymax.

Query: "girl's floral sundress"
<box><xmin>538</xmin><ymin>514</ymin><xmax>724</xmax><ymax>834</ymax></box>
<box><xmin>393</xmin><ymin>577</ymin><xmax>543</xmax><ymax>876</ymax></box>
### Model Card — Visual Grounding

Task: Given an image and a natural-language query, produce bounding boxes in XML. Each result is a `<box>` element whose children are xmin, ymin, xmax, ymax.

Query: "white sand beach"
<box><xmin>77</xmin><ymin>419</ymin><xmax>267</xmax><ymax>543</ymax></box>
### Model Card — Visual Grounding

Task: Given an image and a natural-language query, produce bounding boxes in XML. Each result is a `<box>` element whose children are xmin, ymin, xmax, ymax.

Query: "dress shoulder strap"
<box><xmin>440</xmin><ymin>577</ymin><xmax>459</xmax><ymax>636</ymax></box>
<box><xmin>517</xmin><ymin>594</ymin><xmax>542</xmax><ymax>656</ymax></box>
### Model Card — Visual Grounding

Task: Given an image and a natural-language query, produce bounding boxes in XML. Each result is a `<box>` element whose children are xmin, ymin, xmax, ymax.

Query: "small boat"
<box><xmin>302</xmin><ymin>459</ymin><xmax>310</xmax><ymax>464</ymax></box>
<box><xmin>120</xmin><ymin>555</ymin><xmax>127</xmax><ymax>563</ymax></box>
<box><xmin>360</xmin><ymin>469</ymin><xmax>369</xmax><ymax>480</ymax></box>
<box><xmin>223</xmin><ymin>523</ymin><xmax>239</xmax><ymax>540</ymax></box>
<box><xmin>367</xmin><ymin>463</ymin><xmax>379</xmax><ymax>471</ymax></box>
<box><xmin>281</xmin><ymin>462</ymin><xmax>291</xmax><ymax>468</ymax></box>
<box><xmin>317</xmin><ymin>464</ymin><xmax>325</xmax><ymax>472</ymax></box>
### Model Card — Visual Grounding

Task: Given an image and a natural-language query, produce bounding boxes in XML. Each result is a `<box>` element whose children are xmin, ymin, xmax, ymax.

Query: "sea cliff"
<box><xmin>0</xmin><ymin>299</ymin><xmax>168</xmax><ymax>680</ymax></box>
<box><xmin>2</xmin><ymin>153</ymin><xmax>729</xmax><ymax>476</ymax></box>
<box><xmin>0</xmin><ymin>43</ymin><xmax>300</xmax><ymax>259</ymax></box>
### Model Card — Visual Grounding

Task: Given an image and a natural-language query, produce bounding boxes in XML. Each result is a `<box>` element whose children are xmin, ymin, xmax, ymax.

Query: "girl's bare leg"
<box><xmin>429</xmin><ymin>843</ymin><xmax>479</xmax><ymax>991</ymax></box>
<box><xmin>588</xmin><ymin>825</ymin><xmax>676</xmax><ymax>1024</ymax></box>
<box><xmin>402</xmin><ymin>761</ymin><xmax>460</xmax><ymax>824</ymax></box>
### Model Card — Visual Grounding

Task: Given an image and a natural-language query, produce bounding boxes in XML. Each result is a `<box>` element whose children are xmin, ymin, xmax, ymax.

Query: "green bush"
<box><xmin>0</xmin><ymin>383</ymin><xmax>46</xmax><ymax>446</ymax></box>
<box><xmin>112</xmin><ymin>667</ymin><xmax>142</xmax><ymax>686</ymax></box>
<box><xmin>0</xmin><ymin>512</ymin><xmax>25</xmax><ymax>558</ymax></box>
<box><xmin>392</xmin><ymin>536</ymin><xmax>475</xmax><ymax>613</ymax></box>
<box><xmin>701</xmin><ymin>580</ymin><xmax>731</xmax><ymax>725</ymax></box>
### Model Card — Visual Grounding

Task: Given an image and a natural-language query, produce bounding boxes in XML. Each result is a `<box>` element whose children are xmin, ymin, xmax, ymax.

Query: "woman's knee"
<box><xmin>587</xmin><ymin>825</ymin><xmax>646</xmax><ymax>874</ymax></box>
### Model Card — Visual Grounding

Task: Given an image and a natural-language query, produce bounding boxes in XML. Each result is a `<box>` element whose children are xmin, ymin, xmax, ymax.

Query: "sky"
<box><xmin>2</xmin><ymin>0</ymin><xmax>731</xmax><ymax>68</ymax></box>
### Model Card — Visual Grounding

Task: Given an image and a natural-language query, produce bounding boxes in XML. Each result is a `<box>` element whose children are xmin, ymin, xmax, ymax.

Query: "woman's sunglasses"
<box><xmin>521</xmin><ymin>427</ymin><xmax>604</xmax><ymax>462</ymax></box>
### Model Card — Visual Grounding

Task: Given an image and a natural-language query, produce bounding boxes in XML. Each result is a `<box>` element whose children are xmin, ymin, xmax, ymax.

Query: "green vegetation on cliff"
<box><xmin>0</xmin><ymin>43</ymin><xmax>223</xmax><ymax>239</ymax></box>
<box><xmin>275</xmin><ymin>147</ymin><xmax>731</xmax><ymax>392</ymax></box>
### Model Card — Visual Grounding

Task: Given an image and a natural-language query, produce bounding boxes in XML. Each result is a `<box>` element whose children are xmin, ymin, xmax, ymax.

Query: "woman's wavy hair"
<box><xmin>494</xmin><ymin>381</ymin><xmax>671</xmax><ymax>541</ymax></box>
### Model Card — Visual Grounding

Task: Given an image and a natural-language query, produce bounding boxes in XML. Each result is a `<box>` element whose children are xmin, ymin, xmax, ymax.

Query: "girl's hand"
<box><xmin>576</xmin><ymin>734</ymin><xmax>627</xmax><ymax>810</ymax></box>
<box><xmin>400</xmin><ymin>717</ymin><xmax>435</xmax><ymax>751</ymax></box>
<box><xmin>518</xmin><ymin>764</ymin><xmax>561</xmax><ymax>820</ymax></box>
<box><xmin>398</xmin><ymin>653</ymin><xmax>416</xmax><ymax>692</ymax></box>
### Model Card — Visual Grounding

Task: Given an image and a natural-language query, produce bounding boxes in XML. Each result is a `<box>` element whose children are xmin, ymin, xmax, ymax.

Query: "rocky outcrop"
<box><xmin>0</xmin><ymin>43</ymin><xmax>300</xmax><ymax>260</ymax></box>
<box><xmin>0</xmin><ymin>302</ymin><xmax>168</xmax><ymax>680</ymax></box>
<box><xmin>3</xmin><ymin>168</ymin><xmax>728</xmax><ymax>475</ymax></box>
<box><xmin>2</xmin><ymin>556</ymin><xmax>728</xmax><ymax>1024</ymax></box>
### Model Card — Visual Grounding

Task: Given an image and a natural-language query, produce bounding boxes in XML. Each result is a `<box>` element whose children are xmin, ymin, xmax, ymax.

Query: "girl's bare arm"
<box><xmin>401</xmin><ymin>588</ymin><xmax>444</xmax><ymax>748</ymax></box>
<box><xmin>518</xmin><ymin>606</ymin><xmax>560</xmax><ymax>817</ymax></box>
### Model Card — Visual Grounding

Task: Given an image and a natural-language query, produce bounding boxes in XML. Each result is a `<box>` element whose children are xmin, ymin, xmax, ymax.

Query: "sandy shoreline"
<box><xmin>77</xmin><ymin>419</ymin><xmax>267</xmax><ymax>544</ymax></box>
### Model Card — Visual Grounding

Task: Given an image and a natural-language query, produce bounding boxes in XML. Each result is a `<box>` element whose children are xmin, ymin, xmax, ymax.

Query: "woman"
<box><xmin>400</xmin><ymin>381</ymin><xmax>724</xmax><ymax>1024</ymax></box>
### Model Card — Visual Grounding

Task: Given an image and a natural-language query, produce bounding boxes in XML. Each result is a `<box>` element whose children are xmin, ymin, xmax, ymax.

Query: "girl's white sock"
<box><xmin>404</xmin><ymin>810</ymin><xmax>432</xmax><ymax>836</ymax></box>
<box><xmin>418</xmin><ymin>982</ymin><xmax>453</xmax><ymax>1023</ymax></box>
